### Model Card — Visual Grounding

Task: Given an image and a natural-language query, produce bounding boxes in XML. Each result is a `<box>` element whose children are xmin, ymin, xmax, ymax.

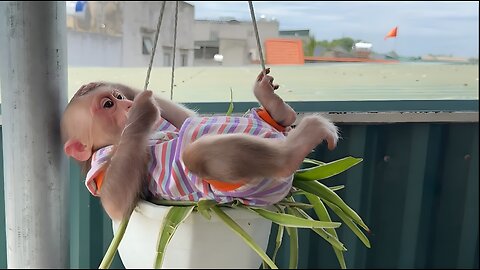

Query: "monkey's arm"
<box><xmin>152</xmin><ymin>96</ymin><xmax>197</xmax><ymax>129</ymax></box>
<box><xmin>100</xmin><ymin>91</ymin><xmax>159</xmax><ymax>221</ymax></box>
<box><xmin>116</xmin><ymin>85</ymin><xmax>196</xmax><ymax>129</ymax></box>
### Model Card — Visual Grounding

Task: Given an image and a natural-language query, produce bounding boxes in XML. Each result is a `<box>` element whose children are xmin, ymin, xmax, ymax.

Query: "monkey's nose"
<box><xmin>121</xmin><ymin>99</ymin><xmax>133</xmax><ymax>111</ymax></box>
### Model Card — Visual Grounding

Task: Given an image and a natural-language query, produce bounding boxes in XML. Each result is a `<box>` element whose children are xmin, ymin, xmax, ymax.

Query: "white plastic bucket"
<box><xmin>112</xmin><ymin>200</ymin><xmax>273</xmax><ymax>269</ymax></box>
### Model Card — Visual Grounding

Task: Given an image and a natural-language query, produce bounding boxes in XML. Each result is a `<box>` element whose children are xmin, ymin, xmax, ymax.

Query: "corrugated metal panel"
<box><xmin>0</xmin><ymin>122</ymin><xmax>478</xmax><ymax>269</ymax></box>
<box><xmin>269</xmin><ymin>123</ymin><xmax>479</xmax><ymax>269</ymax></box>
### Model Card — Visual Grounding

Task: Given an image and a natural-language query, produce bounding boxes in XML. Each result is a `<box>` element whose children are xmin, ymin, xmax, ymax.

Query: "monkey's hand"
<box><xmin>123</xmin><ymin>90</ymin><xmax>160</xmax><ymax>139</ymax></box>
<box><xmin>253</xmin><ymin>68</ymin><xmax>279</xmax><ymax>97</ymax></box>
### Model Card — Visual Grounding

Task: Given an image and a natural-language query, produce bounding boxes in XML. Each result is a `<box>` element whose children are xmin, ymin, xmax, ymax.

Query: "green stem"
<box><xmin>99</xmin><ymin>210</ymin><xmax>132</xmax><ymax>269</ymax></box>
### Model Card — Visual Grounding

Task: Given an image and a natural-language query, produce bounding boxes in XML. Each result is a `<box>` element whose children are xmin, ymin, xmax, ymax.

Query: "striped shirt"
<box><xmin>85</xmin><ymin>108</ymin><xmax>293</xmax><ymax>206</ymax></box>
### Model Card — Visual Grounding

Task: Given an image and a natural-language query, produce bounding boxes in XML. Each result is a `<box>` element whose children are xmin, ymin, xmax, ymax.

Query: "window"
<box><xmin>210</xmin><ymin>31</ymin><xmax>219</xmax><ymax>41</ymax></box>
<box><xmin>142</xmin><ymin>36</ymin><xmax>153</xmax><ymax>55</ymax></box>
<box><xmin>163</xmin><ymin>52</ymin><xmax>171</xmax><ymax>67</ymax></box>
<box><xmin>204</xmin><ymin>47</ymin><xmax>219</xmax><ymax>59</ymax></box>
<box><xmin>181</xmin><ymin>54</ymin><xmax>188</xmax><ymax>66</ymax></box>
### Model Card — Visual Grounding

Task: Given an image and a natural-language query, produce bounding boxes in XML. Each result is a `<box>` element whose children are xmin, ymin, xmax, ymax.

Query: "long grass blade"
<box><xmin>272</xmin><ymin>224</ymin><xmax>284</xmax><ymax>264</ymax></box>
<box><xmin>324</xmin><ymin>200</ymin><xmax>371</xmax><ymax>248</ymax></box>
<box><xmin>154</xmin><ymin>206</ymin><xmax>195</xmax><ymax>268</ymax></box>
<box><xmin>276</xmin><ymin>200</ymin><xmax>314</xmax><ymax>210</ymax></box>
<box><xmin>305</xmin><ymin>194</ymin><xmax>347</xmax><ymax>269</ymax></box>
<box><xmin>211</xmin><ymin>206</ymin><xmax>278</xmax><ymax>269</ymax></box>
<box><xmin>285</xmin><ymin>207</ymin><xmax>299</xmax><ymax>269</ymax></box>
<box><xmin>291</xmin><ymin>207</ymin><xmax>346</xmax><ymax>252</ymax></box>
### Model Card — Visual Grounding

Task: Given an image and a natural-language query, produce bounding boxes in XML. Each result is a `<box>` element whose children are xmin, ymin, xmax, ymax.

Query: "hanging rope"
<box><xmin>144</xmin><ymin>1</ymin><xmax>166</xmax><ymax>91</ymax></box>
<box><xmin>146</xmin><ymin>1</ymin><xmax>265</xmax><ymax>96</ymax></box>
<box><xmin>248</xmin><ymin>1</ymin><xmax>266</xmax><ymax>72</ymax></box>
<box><xmin>170</xmin><ymin>1</ymin><xmax>179</xmax><ymax>100</ymax></box>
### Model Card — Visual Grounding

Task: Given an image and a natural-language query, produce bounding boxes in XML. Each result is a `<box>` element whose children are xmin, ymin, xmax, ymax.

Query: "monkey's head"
<box><xmin>61</xmin><ymin>82</ymin><xmax>133</xmax><ymax>162</ymax></box>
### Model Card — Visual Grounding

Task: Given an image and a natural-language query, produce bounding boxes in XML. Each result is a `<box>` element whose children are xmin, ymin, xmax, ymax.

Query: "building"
<box><xmin>66</xmin><ymin>1</ymin><xmax>195</xmax><ymax>67</ymax></box>
<box><xmin>193</xmin><ymin>18</ymin><xmax>279</xmax><ymax>66</ymax></box>
<box><xmin>352</xmin><ymin>42</ymin><xmax>372</xmax><ymax>58</ymax></box>
<box><xmin>66</xmin><ymin>2</ymin><xmax>281</xmax><ymax>67</ymax></box>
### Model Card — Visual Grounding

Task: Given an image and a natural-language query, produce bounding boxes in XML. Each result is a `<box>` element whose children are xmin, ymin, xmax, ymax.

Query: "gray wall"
<box><xmin>67</xmin><ymin>31</ymin><xmax>122</xmax><ymax>67</ymax></box>
<box><xmin>220</xmin><ymin>39</ymin><xmax>248</xmax><ymax>66</ymax></box>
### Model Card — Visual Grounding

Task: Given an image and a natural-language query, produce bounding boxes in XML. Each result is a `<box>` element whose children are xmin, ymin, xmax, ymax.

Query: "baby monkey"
<box><xmin>61</xmin><ymin>68</ymin><xmax>339</xmax><ymax>221</ymax></box>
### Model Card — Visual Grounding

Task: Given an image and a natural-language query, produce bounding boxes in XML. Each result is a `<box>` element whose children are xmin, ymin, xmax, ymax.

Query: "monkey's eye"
<box><xmin>102</xmin><ymin>98</ymin><xmax>114</xmax><ymax>108</ymax></box>
<box><xmin>113</xmin><ymin>90</ymin><xmax>124</xmax><ymax>100</ymax></box>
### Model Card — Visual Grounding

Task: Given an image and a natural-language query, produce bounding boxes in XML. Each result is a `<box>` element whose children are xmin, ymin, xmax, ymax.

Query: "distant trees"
<box><xmin>304</xmin><ymin>36</ymin><xmax>359</xmax><ymax>56</ymax></box>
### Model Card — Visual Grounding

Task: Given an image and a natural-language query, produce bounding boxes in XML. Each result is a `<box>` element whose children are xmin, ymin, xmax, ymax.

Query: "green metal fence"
<box><xmin>1</xmin><ymin>101</ymin><xmax>478</xmax><ymax>269</ymax></box>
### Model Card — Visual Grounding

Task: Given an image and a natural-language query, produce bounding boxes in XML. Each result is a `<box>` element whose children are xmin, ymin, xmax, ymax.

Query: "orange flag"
<box><xmin>384</xmin><ymin>26</ymin><xmax>398</xmax><ymax>40</ymax></box>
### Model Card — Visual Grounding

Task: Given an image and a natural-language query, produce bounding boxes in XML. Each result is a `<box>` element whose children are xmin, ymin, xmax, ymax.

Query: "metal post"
<box><xmin>0</xmin><ymin>1</ymin><xmax>69</xmax><ymax>268</ymax></box>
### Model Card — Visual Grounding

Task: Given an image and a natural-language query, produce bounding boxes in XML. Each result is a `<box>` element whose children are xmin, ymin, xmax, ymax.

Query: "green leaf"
<box><xmin>295</xmin><ymin>157</ymin><xmax>363</xmax><ymax>180</ymax></box>
<box><xmin>154</xmin><ymin>206</ymin><xmax>195</xmax><ymax>268</ymax></box>
<box><xmin>304</xmin><ymin>194</ymin><xmax>347</xmax><ymax>269</ymax></box>
<box><xmin>226</xmin><ymin>87</ymin><xmax>234</xmax><ymax>116</ymax></box>
<box><xmin>248</xmin><ymin>207</ymin><xmax>341</xmax><ymax>229</ymax></box>
<box><xmin>211</xmin><ymin>206</ymin><xmax>278</xmax><ymax>269</ymax></box>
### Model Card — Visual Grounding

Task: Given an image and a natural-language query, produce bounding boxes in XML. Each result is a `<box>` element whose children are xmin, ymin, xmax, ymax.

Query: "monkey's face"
<box><xmin>81</xmin><ymin>86</ymin><xmax>134</xmax><ymax>150</ymax></box>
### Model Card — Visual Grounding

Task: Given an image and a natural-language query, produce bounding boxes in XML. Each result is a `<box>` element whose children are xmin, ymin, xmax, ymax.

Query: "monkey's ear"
<box><xmin>64</xmin><ymin>139</ymin><xmax>92</xmax><ymax>161</ymax></box>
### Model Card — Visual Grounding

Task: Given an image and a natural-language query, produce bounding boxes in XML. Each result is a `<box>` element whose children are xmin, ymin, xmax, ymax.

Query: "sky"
<box><xmin>187</xmin><ymin>1</ymin><xmax>479</xmax><ymax>58</ymax></box>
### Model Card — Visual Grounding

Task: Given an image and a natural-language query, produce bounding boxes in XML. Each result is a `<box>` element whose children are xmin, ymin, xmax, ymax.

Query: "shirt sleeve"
<box><xmin>156</xmin><ymin>117</ymin><xmax>180</xmax><ymax>132</ymax></box>
<box><xmin>85</xmin><ymin>145</ymin><xmax>115</xmax><ymax>196</ymax></box>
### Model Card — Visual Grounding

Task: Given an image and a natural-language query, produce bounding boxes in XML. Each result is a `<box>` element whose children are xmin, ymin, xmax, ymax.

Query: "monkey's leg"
<box><xmin>282</xmin><ymin>115</ymin><xmax>339</xmax><ymax>172</ymax></box>
<box><xmin>182</xmin><ymin>133</ymin><xmax>290</xmax><ymax>183</ymax></box>
<box><xmin>182</xmin><ymin>115</ymin><xmax>338</xmax><ymax>183</ymax></box>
